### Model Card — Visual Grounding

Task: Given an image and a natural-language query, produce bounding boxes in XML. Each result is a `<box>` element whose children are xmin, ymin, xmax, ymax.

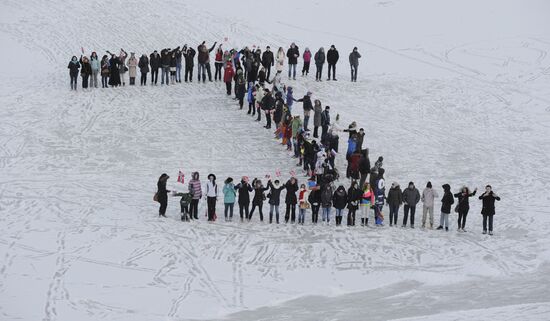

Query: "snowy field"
<box><xmin>1</xmin><ymin>0</ymin><xmax>550</xmax><ymax>320</ymax></box>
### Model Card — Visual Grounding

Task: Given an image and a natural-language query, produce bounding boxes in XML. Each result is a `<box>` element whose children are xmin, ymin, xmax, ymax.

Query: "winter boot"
<box><xmin>437</xmin><ymin>226</ymin><xmax>443</xmax><ymax>230</ymax></box>
<box><xmin>361</xmin><ymin>218</ymin><xmax>365</xmax><ymax>226</ymax></box>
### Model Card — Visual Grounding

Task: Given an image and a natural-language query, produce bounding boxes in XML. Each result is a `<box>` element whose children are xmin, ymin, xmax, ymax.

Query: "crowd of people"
<box><xmin>157</xmin><ymin>172</ymin><xmax>500</xmax><ymax>235</ymax></box>
<box><xmin>67</xmin><ymin>42</ymin><xmax>362</xmax><ymax>90</ymax></box>
<box><xmin>147</xmin><ymin>40</ymin><xmax>500</xmax><ymax>235</ymax></box>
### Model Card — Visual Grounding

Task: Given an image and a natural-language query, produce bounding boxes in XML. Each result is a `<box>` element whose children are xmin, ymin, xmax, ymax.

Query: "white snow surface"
<box><xmin>1</xmin><ymin>0</ymin><xmax>550</xmax><ymax>320</ymax></box>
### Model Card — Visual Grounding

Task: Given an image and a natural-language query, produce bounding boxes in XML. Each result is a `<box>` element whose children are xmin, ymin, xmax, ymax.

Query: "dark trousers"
<box><xmin>359</xmin><ymin>173</ymin><xmax>368</xmax><ymax>191</ymax></box>
<box><xmin>250</xmin><ymin>202</ymin><xmax>264</xmax><ymax>221</ymax></box>
<box><xmin>265</xmin><ymin>65</ymin><xmax>272</xmax><ymax>79</ymax></box>
<box><xmin>389</xmin><ymin>204</ymin><xmax>399</xmax><ymax>225</ymax></box>
<box><xmin>159</xmin><ymin>198</ymin><xmax>167</xmax><ymax>216</ymax></box>
<box><xmin>347</xmin><ymin>209</ymin><xmax>356</xmax><ymax>226</ymax></box>
<box><xmin>315</xmin><ymin>64</ymin><xmax>323</xmax><ymax>80</ymax></box>
<box><xmin>313</xmin><ymin>126</ymin><xmax>319</xmax><ymax>138</ymax></box>
<box><xmin>311</xmin><ymin>204</ymin><xmax>320</xmax><ymax>223</ymax></box>
<box><xmin>302</xmin><ymin>61</ymin><xmax>310</xmax><ymax>75</ymax></box>
<box><xmin>256</xmin><ymin>107</ymin><xmax>262</xmax><ymax>121</ymax></box>
<box><xmin>70</xmin><ymin>74</ymin><xmax>78</xmax><ymax>89</ymax></box>
<box><xmin>239</xmin><ymin>203</ymin><xmax>249</xmax><ymax>220</ymax></box>
<box><xmin>482</xmin><ymin>214</ymin><xmax>493</xmax><ymax>231</ymax></box>
<box><xmin>458</xmin><ymin>209</ymin><xmax>469</xmax><ymax>229</ymax></box>
<box><xmin>189</xmin><ymin>199</ymin><xmax>199</xmax><ymax>219</ymax></box>
<box><xmin>285</xmin><ymin>203</ymin><xmax>296</xmax><ymax>223</ymax></box>
<box><xmin>351</xmin><ymin>65</ymin><xmax>358</xmax><ymax>81</ymax></box>
<box><xmin>224</xmin><ymin>203</ymin><xmax>234</xmax><ymax>218</ymax></box>
<box><xmin>206</xmin><ymin>63</ymin><xmax>212</xmax><ymax>81</ymax></box>
<box><xmin>162</xmin><ymin>66</ymin><xmax>170</xmax><ymax>84</ymax></box>
<box><xmin>225</xmin><ymin>82</ymin><xmax>232</xmax><ymax>95</ymax></box>
<box><xmin>129</xmin><ymin>77</ymin><xmax>135</xmax><ymax>85</ymax></box>
<box><xmin>265</xmin><ymin>112</ymin><xmax>271</xmax><ymax>128</ymax></box>
<box><xmin>207</xmin><ymin>197</ymin><xmax>216</xmax><ymax>221</ymax></box>
<box><xmin>249</xmin><ymin>101</ymin><xmax>255</xmax><ymax>114</ymax></box>
<box><xmin>101</xmin><ymin>75</ymin><xmax>109</xmax><ymax>88</ymax></box>
<box><xmin>82</xmin><ymin>74</ymin><xmax>89</xmax><ymax>88</ymax></box>
<box><xmin>403</xmin><ymin>205</ymin><xmax>416</xmax><ymax>226</ymax></box>
<box><xmin>151</xmin><ymin>68</ymin><xmax>158</xmax><ymax>84</ymax></box>
<box><xmin>140</xmin><ymin>72</ymin><xmax>147</xmax><ymax>85</ymax></box>
<box><xmin>328</xmin><ymin>64</ymin><xmax>336</xmax><ymax>79</ymax></box>
<box><xmin>214</xmin><ymin>62</ymin><xmax>223</xmax><ymax>81</ymax></box>
<box><xmin>238</xmin><ymin>97</ymin><xmax>244</xmax><ymax>109</ymax></box>
<box><xmin>185</xmin><ymin>65</ymin><xmax>193</xmax><ymax>82</ymax></box>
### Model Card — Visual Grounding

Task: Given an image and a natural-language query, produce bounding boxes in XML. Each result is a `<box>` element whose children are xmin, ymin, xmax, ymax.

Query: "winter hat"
<box><xmin>378</xmin><ymin>168</ymin><xmax>385</xmax><ymax>178</ymax></box>
<box><xmin>208</xmin><ymin>173</ymin><xmax>216</xmax><ymax>181</ymax></box>
<box><xmin>225</xmin><ymin>177</ymin><xmax>233</xmax><ymax>184</ymax></box>
<box><xmin>409</xmin><ymin>181</ymin><xmax>414</xmax><ymax>187</ymax></box>
<box><xmin>378</xmin><ymin>156</ymin><xmax>383</xmax><ymax>162</ymax></box>
<box><xmin>442</xmin><ymin>184</ymin><xmax>451</xmax><ymax>191</ymax></box>
<box><xmin>331</xmin><ymin>45</ymin><xmax>335</xmax><ymax>48</ymax></box>
<box><xmin>353</xmin><ymin>47</ymin><xmax>358</xmax><ymax>50</ymax></box>
<box><xmin>426</xmin><ymin>181</ymin><xmax>432</xmax><ymax>188</ymax></box>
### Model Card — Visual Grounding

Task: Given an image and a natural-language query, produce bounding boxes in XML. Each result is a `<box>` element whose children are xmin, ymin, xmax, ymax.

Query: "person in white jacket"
<box><xmin>275</xmin><ymin>47</ymin><xmax>285</xmax><ymax>73</ymax></box>
<box><xmin>421</xmin><ymin>181</ymin><xmax>439</xmax><ymax>228</ymax></box>
<box><xmin>205</xmin><ymin>173</ymin><xmax>218</xmax><ymax>221</ymax></box>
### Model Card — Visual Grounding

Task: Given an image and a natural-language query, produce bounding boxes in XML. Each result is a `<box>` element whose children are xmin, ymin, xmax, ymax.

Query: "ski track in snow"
<box><xmin>1</xmin><ymin>0</ymin><xmax>550</xmax><ymax>320</ymax></box>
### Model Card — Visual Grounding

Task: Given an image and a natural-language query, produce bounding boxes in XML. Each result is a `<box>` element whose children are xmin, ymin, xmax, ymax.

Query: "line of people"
<box><xmin>67</xmin><ymin>42</ymin><xmax>363</xmax><ymax>90</ymax></box>
<box><xmin>156</xmin><ymin>172</ymin><xmax>500</xmax><ymax>235</ymax></box>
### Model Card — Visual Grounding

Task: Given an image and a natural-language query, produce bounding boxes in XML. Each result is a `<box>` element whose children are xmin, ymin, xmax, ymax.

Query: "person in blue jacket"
<box><xmin>223</xmin><ymin>177</ymin><xmax>236</xmax><ymax>222</ymax></box>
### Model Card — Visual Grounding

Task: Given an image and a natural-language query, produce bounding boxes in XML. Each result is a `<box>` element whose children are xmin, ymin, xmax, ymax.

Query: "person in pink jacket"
<box><xmin>302</xmin><ymin>48</ymin><xmax>312</xmax><ymax>76</ymax></box>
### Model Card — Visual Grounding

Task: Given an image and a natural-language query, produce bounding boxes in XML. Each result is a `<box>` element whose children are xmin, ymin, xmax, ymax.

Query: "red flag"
<box><xmin>177</xmin><ymin>171</ymin><xmax>185</xmax><ymax>184</ymax></box>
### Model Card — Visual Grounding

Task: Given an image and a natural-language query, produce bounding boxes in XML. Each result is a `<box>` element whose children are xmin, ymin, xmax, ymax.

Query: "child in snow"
<box><xmin>173</xmin><ymin>191</ymin><xmax>192</xmax><ymax>221</ymax></box>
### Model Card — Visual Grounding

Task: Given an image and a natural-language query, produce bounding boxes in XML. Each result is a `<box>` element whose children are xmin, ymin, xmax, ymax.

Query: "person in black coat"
<box><xmin>478</xmin><ymin>185</ymin><xmax>500</xmax><ymax>235</ymax></box>
<box><xmin>138</xmin><ymin>54</ymin><xmax>149</xmax><ymax>86</ymax></box>
<box><xmin>454</xmin><ymin>186</ymin><xmax>477</xmax><ymax>232</ymax></box>
<box><xmin>183</xmin><ymin>45</ymin><xmax>196</xmax><ymax>82</ymax></box>
<box><xmin>67</xmin><ymin>56</ymin><xmax>80</xmax><ymax>90</ymax></box>
<box><xmin>273</xmin><ymin>91</ymin><xmax>284</xmax><ymax>129</ymax></box>
<box><xmin>149</xmin><ymin>50</ymin><xmax>161</xmax><ymax>85</ymax></box>
<box><xmin>160</xmin><ymin>48</ymin><xmax>172</xmax><ymax>85</ymax></box>
<box><xmin>157</xmin><ymin>173</ymin><xmax>171</xmax><ymax>217</ymax></box>
<box><xmin>386</xmin><ymin>182</ymin><xmax>403</xmax><ymax>227</ymax></box>
<box><xmin>107</xmin><ymin>53</ymin><xmax>121</xmax><ymax>87</ymax></box>
<box><xmin>358</xmin><ymin>149</ymin><xmax>371</xmax><ymax>189</ymax></box>
<box><xmin>346</xmin><ymin>180</ymin><xmax>362</xmax><ymax>226</ymax></box>
<box><xmin>308</xmin><ymin>188</ymin><xmax>321</xmax><ymax>224</ymax></box>
<box><xmin>320</xmin><ymin>106</ymin><xmax>330</xmax><ymax>140</ymax></box>
<box><xmin>250</xmin><ymin>179</ymin><xmax>268</xmax><ymax>221</ymax></box>
<box><xmin>267</xmin><ymin>179</ymin><xmax>284</xmax><ymax>223</ymax></box>
<box><xmin>284</xmin><ymin>177</ymin><xmax>299</xmax><ymax>223</ymax></box>
<box><xmin>261</xmin><ymin>89</ymin><xmax>275</xmax><ymax>129</ymax></box>
<box><xmin>80</xmin><ymin>56</ymin><xmax>92</xmax><ymax>89</ymax></box>
<box><xmin>332</xmin><ymin>185</ymin><xmax>348</xmax><ymax>226</ymax></box>
<box><xmin>436</xmin><ymin>184</ymin><xmax>455</xmax><ymax>231</ymax></box>
<box><xmin>235</xmin><ymin>178</ymin><xmax>253</xmax><ymax>222</ymax></box>
<box><xmin>297</xmin><ymin>92</ymin><xmax>313</xmax><ymax>131</ymax></box>
<box><xmin>286</xmin><ymin>43</ymin><xmax>300</xmax><ymax>80</ymax></box>
<box><xmin>262</xmin><ymin>46</ymin><xmax>274</xmax><ymax>79</ymax></box>
<box><xmin>326</xmin><ymin>45</ymin><xmax>339</xmax><ymax>80</ymax></box>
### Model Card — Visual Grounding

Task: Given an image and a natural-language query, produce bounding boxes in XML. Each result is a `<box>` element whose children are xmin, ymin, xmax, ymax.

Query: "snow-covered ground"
<box><xmin>1</xmin><ymin>0</ymin><xmax>550</xmax><ymax>320</ymax></box>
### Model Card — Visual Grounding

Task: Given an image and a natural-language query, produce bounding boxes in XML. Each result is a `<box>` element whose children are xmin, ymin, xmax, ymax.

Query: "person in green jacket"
<box><xmin>173</xmin><ymin>191</ymin><xmax>192</xmax><ymax>222</ymax></box>
<box><xmin>223</xmin><ymin>177</ymin><xmax>237</xmax><ymax>222</ymax></box>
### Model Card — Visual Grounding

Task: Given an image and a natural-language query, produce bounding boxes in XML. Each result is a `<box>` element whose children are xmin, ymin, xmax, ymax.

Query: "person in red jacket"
<box><xmin>214</xmin><ymin>46</ymin><xmax>224</xmax><ymax>81</ymax></box>
<box><xmin>224</xmin><ymin>61</ymin><xmax>235</xmax><ymax>95</ymax></box>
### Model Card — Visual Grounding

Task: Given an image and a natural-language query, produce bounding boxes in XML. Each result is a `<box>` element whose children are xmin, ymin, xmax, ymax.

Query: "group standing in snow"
<box><xmin>67</xmin><ymin>42</ymin><xmax>362</xmax><ymax>90</ymax></box>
